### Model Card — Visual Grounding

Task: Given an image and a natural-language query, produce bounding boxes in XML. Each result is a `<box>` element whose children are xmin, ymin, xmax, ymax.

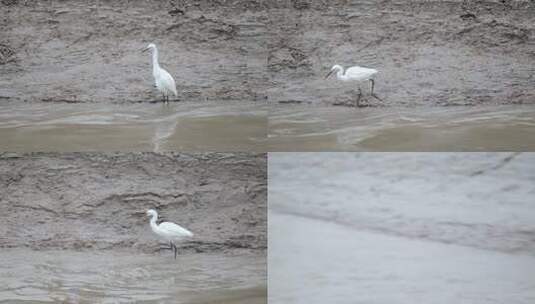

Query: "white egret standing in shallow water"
<box><xmin>146</xmin><ymin>209</ymin><xmax>193</xmax><ymax>259</ymax></box>
<box><xmin>142</xmin><ymin>43</ymin><xmax>178</xmax><ymax>104</ymax></box>
<box><xmin>325</xmin><ymin>64</ymin><xmax>380</xmax><ymax>107</ymax></box>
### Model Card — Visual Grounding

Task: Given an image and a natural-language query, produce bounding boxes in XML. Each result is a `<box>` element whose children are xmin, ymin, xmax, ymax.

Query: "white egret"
<box><xmin>142</xmin><ymin>43</ymin><xmax>178</xmax><ymax>104</ymax></box>
<box><xmin>146</xmin><ymin>209</ymin><xmax>193</xmax><ymax>259</ymax></box>
<box><xmin>325</xmin><ymin>64</ymin><xmax>380</xmax><ymax>107</ymax></box>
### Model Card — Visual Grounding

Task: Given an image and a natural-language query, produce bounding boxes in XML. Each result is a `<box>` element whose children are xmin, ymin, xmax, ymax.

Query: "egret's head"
<box><xmin>325</xmin><ymin>65</ymin><xmax>342</xmax><ymax>79</ymax></box>
<box><xmin>146</xmin><ymin>209</ymin><xmax>157</xmax><ymax>217</ymax></box>
<box><xmin>142</xmin><ymin>43</ymin><xmax>157</xmax><ymax>53</ymax></box>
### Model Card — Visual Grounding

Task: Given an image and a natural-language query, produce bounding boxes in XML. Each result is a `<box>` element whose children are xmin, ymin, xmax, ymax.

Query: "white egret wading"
<box><xmin>325</xmin><ymin>64</ymin><xmax>380</xmax><ymax>107</ymax></box>
<box><xmin>142</xmin><ymin>43</ymin><xmax>178</xmax><ymax>104</ymax></box>
<box><xmin>146</xmin><ymin>209</ymin><xmax>193</xmax><ymax>259</ymax></box>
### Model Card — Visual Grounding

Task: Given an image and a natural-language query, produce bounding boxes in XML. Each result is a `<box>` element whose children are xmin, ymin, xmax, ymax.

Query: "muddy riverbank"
<box><xmin>267</xmin><ymin>0</ymin><xmax>535</xmax><ymax>106</ymax></box>
<box><xmin>0</xmin><ymin>0</ymin><xmax>269</xmax><ymax>104</ymax></box>
<box><xmin>2</xmin><ymin>0</ymin><xmax>533</xmax><ymax>107</ymax></box>
<box><xmin>0</xmin><ymin>152</ymin><xmax>267</xmax><ymax>252</ymax></box>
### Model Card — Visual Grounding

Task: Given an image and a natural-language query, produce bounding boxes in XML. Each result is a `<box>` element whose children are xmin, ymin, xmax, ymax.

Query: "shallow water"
<box><xmin>2</xmin><ymin>102</ymin><xmax>534</xmax><ymax>152</ymax></box>
<box><xmin>0</xmin><ymin>250</ymin><xmax>266</xmax><ymax>304</ymax></box>
<box><xmin>269</xmin><ymin>211</ymin><xmax>535</xmax><ymax>304</ymax></box>
<box><xmin>0</xmin><ymin>101</ymin><xmax>267</xmax><ymax>152</ymax></box>
<box><xmin>268</xmin><ymin>105</ymin><xmax>535</xmax><ymax>151</ymax></box>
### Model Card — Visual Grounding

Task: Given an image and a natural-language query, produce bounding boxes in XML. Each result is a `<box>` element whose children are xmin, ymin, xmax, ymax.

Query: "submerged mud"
<box><xmin>0</xmin><ymin>152</ymin><xmax>267</xmax><ymax>253</ymax></box>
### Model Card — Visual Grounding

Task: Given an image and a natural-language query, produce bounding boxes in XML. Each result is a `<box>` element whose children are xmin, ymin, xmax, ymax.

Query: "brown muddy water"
<box><xmin>0</xmin><ymin>249</ymin><xmax>266</xmax><ymax>304</ymax></box>
<box><xmin>4</xmin><ymin>102</ymin><xmax>535</xmax><ymax>153</ymax></box>
<box><xmin>0</xmin><ymin>102</ymin><xmax>267</xmax><ymax>152</ymax></box>
<box><xmin>268</xmin><ymin>104</ymin><xmax>535</xmax><ymax>151</ymax></box>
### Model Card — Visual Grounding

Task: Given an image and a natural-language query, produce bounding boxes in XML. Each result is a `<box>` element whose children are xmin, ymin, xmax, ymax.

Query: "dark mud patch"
<box><xmin>0</xmin><ymin>43</ymin><xmax>16</xmax><ymax>65</ymax></box>
<box><xmin>0</xmin><ymin>152</ymin><xmax>267</xmax><ymax>253</ymax></box>
<box><xmin>268</xmin><ymin>46</ymin><xmax>311</xmax><ymax>72</ymax></box>
<box><xmin>278</xmin><ymin>99</ymin><xmax>304</xmax><ymax>104</ymax></box>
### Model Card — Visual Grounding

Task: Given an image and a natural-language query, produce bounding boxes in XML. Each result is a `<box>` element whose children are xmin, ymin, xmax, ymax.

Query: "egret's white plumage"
<box><xmin>142</xmin><ymin>43</ymin><xmax>178</xmax><ymax>104</ymax></box>
<box><xmin>325</xmin><ymin>64</ymin><xmax>379</xmax><ymax>107</ymax></box>
<box><xmin>146</xmin><ymin>209</ymin><xmax>193</xmax><ymax>259</ymax></box>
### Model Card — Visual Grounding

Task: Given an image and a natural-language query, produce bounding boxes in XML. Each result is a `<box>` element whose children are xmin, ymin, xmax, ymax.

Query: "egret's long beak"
<box><xmin>325</xmin><ymin>70</ymin><xmax>334</xmax><ymax>79</ymax></box>
<box><xmin>141</xmin><ymin>47</ymin><xmax>149</xmax><ymax>53</ymax></box>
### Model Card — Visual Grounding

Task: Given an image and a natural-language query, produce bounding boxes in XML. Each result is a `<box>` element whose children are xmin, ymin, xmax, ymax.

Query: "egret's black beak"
<box><xmin>141</xmin><ymin>47</ymin><xmax>149</xmax><ymax>53</ymax></box>
<box><xmin>325</xmin><ymin>70</ymin><xmax>334</xmax><ymax>79</ymax></box>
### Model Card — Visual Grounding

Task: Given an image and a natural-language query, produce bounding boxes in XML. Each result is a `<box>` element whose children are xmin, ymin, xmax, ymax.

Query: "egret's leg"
<box><xmin>356</xmin><ymin>86</ymin><xmax>362</xmax><ymax>107</ymax></box>
<box><xmin>173</xmin><ymin>243</ymin><xmax>178</xmax><ymax>259</ymax></box>
<box><xmin>369</xmin><ymin>79</ymin><xmax>383</xmax><ymax>102</ymax></box>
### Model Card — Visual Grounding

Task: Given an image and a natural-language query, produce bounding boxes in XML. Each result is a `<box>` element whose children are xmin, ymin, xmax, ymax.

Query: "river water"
<box><xmin>0</xmin><ymin>250</ymin><xmax>266</xmax><ymax>304</ymax></box>
<box><xmin>268</xmin><ymin>105</ymin><xmax>535</xmax><ymax>151</ymax></box>
<box><xmin>0</xmin><ymin>101</ymin><xmax>267</xmax><ymax>152</ymax></box>
<box><xmin>1</xmin><ymin>103</ymin><xmax>534</xmax><ymax>152</ymax></box>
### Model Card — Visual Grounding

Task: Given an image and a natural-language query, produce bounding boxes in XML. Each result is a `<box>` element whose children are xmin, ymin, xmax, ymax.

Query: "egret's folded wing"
<box><xmin>159</xmin><ymin>222</ymin><xmax>193</xmax><ymax>237</ymax></box>
<box><xmin>345</xmin><ymin>66</ymin><xmax>378</xmax><ymax>78</ymax></box>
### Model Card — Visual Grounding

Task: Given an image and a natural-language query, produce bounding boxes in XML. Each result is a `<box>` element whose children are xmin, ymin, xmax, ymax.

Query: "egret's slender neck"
<box><xmin>149</xmin><ymin>213</ymin><xmax>159</xmax><ymax>231</ymax></box>
<box><xmin>151</xmin><ymin>48</ymin><xmax>160</xmax><ymax>72</ymax></box>
<box><xmin>336</xmin><ymin>67</ymin><xmax>346</xmax><ymax>80</ymax></box>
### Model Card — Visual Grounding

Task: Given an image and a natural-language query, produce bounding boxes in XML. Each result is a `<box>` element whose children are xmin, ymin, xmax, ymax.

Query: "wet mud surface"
<box><xmin>0</xmin><ymin>0</ymin><xmax>268</xmax><ymax>104</ymax></box>
<box><xmin>0</xmin><ymin>152</ymin><xmax>267</xmax><ymax>252</ymax></box>
<box><xmin>266</xmin><ymin>0</ymin><xmax>535</xmax><ymax>107</ymax></box>
<box><xmin>2</xmin><ymin>0</ymin><xmax>532</xmax><ymax>107</ymax></box>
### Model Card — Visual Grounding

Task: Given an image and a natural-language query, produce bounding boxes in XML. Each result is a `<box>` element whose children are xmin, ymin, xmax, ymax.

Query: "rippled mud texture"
<box><xmin>267</xmin><ymin>0</ymin><xmax>535</xmax><ymax>106</ymax></box>
<box><xmin>0</xmin><ymin>152</ymin><xmax>267</xmax><ymax>252</ymax></box>
<box><xmin>0</xmin><ymin>0</ymin><xmax>269</xmax><ymax>103</ymax></box>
